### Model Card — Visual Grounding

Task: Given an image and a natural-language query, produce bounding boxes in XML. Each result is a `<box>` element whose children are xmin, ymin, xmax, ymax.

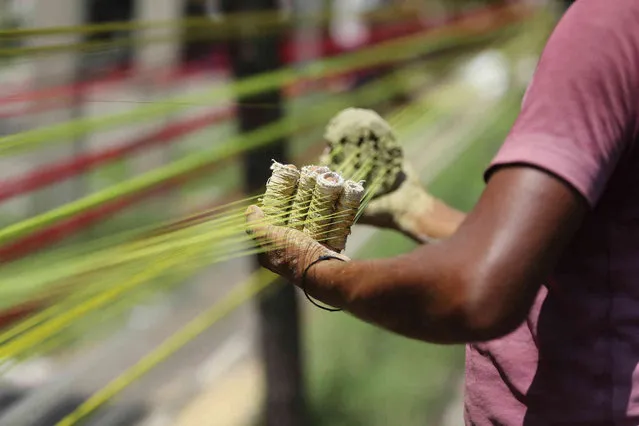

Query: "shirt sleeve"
<box><xmin>486</xmin><ymin>0</ymin><xmax>639</xmax><ymax>207</ymax></box>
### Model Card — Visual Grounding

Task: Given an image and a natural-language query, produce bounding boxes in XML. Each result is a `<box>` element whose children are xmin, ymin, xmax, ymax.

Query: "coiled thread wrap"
<box><xmin>327</xmin><ymin>180</ymin><xmax>365</xmax><ymax>252</ymax></box>
<box><xmin>303</xmin><ymin>172</ymin><xmax>344</xmax><ymax>241</ymax></box>
<box><xmin>261</xmin><ymin>161</ymin><xmax>300</xmax><ymax>226</ymax></box>
<box><xmin>289</xmin><ymin>165</ymin><xmax>330</xmax><ymax>231</ymax></box>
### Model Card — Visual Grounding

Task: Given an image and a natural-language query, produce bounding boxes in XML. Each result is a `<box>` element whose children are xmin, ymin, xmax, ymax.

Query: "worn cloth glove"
<box><xmin>245</xmin><ymin>205</ymin><xmax>350</xmax><ymax>284</ymax></box>
<box><xmin>357</xmin><ymin>162</ymin><xmax>437</xmax><ymax>243</ymax></box>
<box><xmin>318</xmin><ymin>108</ymin><xmax>437</xmax><ymax>243</ymax></box>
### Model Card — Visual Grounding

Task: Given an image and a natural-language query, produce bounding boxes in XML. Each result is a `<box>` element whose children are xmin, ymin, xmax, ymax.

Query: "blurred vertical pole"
<box><xmin>559</xmin><ymin>0</ymin><xmax>575</xmax><ymax>12</ymax></box>
<box><xmin>134</xmin><ymin>0</ymin><xmax>180</xmax><ymax>218</ymax></box>
<box><xmin>29</xmin><ymin>0</ymin><xmax>85</xmax><ymax>215</ymax></box>
<box><xmin>220</xmin><ymin>1</ymin><xmax>307</xmax><ymax>425</ymax></box>
<box><xmin>291</xmin><ymin>0</ymin><xmax>322</xmax><ymax>168</ymax></box>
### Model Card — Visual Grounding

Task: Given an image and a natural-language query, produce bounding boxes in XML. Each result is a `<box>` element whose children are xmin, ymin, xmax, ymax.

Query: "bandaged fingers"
<box><xmin>259</xmin><ymin>161</ymin><xmax>364</xmax><ymax>252</ymax></box>
<box><xmin>245</xmin><ymin>160</ymin><xmax>363</xmax><ymax>280</ymax></box>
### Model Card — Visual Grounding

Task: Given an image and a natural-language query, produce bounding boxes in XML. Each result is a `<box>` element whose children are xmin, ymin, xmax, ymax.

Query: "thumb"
<box><xmin>246</xmin><ymin>204</ymin><xmax>265</xmax><ymax>222</ymax></box>
<box><xmin>245</xmin><ymin>205</ymin><xmax>267</xmax><ymax>237</ymax></box>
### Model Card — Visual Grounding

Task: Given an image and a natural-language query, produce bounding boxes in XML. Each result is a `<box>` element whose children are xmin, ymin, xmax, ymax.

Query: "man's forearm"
<box><xmin>302</xmin><ymin>204</ymin><xmax>473</xmax><ymax>344</ymax></box>
<box><xmin>299</xmin><ymin>167</ymin><xmax>585</xmax><ymax>345</ymax></box>
<box><xmin>251</xmin><ymin>168</ymin><xmax>586</xmax><ymax>347</ymax></box>
<box><xmin>303</xmin><ymin>243</ymin><xmax>484</xmax><ymax>344</ymax></box>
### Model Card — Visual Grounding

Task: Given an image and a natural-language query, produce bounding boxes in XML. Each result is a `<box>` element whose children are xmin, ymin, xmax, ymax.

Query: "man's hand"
<box><xmin>318</xmin><ymin>107</ymin><xmax>464</xmax><ymax>242</ymax></box>
<box><xmin>245</xmin><ymin>205</ymin><xmax>350</xmax><ymax>284</ymax></box>
<box><xmin>359</xmin><ymin>164</ymin><xmax>465</xmax><ymax>243</ymax></box>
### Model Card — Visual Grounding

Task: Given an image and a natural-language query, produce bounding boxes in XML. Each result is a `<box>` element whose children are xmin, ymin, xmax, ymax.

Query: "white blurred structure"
<box><xmin>330</xmin><ymin>0</ymin><xmax>385</xmax><ymax>50</ymax></box>
<box><xmin>459</xmin><ymin>50</ymin><xmax>511</xmax><ymax>101</ymax></box>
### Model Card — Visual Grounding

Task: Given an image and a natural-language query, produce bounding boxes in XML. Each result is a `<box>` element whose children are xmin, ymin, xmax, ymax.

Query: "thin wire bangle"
<box><xmin>301</xmin><ymin>254</ymin><xmax>346</xmax><ymax>312</ymax></box>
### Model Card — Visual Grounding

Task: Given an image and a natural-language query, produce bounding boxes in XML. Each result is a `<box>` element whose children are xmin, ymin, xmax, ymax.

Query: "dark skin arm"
<box><xmin>243</xmin><ymin>0</ymin><xmax>639</xmax><ymax>345</ymax></box>
<box><xmin>308</xmin><ymin>166</ymin><xmax>586</xmax><ymax>343</ymax></box>
<box><xmin>247</xmin><ymin>165</ymin><xmax>587</xmax><ymax>344</ymax></box>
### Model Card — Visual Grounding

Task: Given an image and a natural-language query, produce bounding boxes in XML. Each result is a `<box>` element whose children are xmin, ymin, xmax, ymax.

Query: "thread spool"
<box><xmin>289</xmin><ymin>165</ymin><xmax>330</xmax><ymax>231</ymax></box>
<box><xmin>303</xmin><ymin>171</ymin><xmax>344</xmax><ymax>241</ymax></box>
<box><xmin>326</xmin><ymin>180</ymin><xmax>365</xmax><ymax>252</ymax></box>
<box><xmin>321</xmin><ymin>108</ymin><xmax>402</xmax><ymax>196</ymax></box>
<box><xmin>261</xmin><ymin>161</ymin><xmax>300</xmax><ymax>226</ymax></box>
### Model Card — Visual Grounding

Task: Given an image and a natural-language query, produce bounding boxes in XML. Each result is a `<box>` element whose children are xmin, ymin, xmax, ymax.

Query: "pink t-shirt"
<box><xmin>465</xmin><ymin>1</ymin><xmax>639</xmax><ymax>424</ymax></box>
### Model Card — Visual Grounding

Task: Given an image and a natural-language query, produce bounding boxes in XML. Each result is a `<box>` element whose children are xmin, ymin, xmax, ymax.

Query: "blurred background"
<box><xmin>0</xmin><ymin>0</ymin><xmax>572</xmax><ymax>425</ymax></box>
